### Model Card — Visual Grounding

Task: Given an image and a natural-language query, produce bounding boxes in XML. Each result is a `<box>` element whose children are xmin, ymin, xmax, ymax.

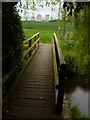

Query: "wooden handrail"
<box><xmin>53</xmin><ymin>33</ymin><xmax>65</xmax><ymax>65</ymax></box>
<box><xmin>2</xmin><ymin>32</ymin><xmax>40</xmax><ymax>85</ymax></box>
<box><xmin>23</xmin><ymin>37</ymin><xmax>40</xmax><ymax>59</ymax></box>
<box><xmin>23</xmin><ymin>32</ymin><xmax>40</xmax><ymax>59</ymax></box>
<box><xmin>53</xmin><ymin>33</ymin><xmax>66</xmax><ymax>115</ymax></box>
<box><xmin>23</xmin><ymin>32</ymin><xmax>40</xmax><ymax>44</ymax></box>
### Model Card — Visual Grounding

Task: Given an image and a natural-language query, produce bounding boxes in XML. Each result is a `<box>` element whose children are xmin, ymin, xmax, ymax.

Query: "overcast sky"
<box><xmin>16</xmin><ymin>0</ymin><xmax>62</xmax><ymax>20</ymax></box>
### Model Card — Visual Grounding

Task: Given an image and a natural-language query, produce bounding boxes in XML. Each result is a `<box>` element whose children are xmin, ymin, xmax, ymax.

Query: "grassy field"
<box><xmin>22</xmin><ymin>21</ymin><xmax>73</xmax><ymax>43</ymax></box>
<box><xmin>22</xmin><ymin>20</ymin><xmax>75</xmax><ymax>71</ymax></box>
<box><xmin>22</xmin><ymin>21</ymin><xmax>74</xmax><ymax>71</ymax></box>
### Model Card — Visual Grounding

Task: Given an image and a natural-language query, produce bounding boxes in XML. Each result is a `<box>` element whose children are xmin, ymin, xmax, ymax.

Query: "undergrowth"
<box><xmin>71</xmin><ymin>105</ymin><xmax>90</xmax><ymax>119</ymax></box>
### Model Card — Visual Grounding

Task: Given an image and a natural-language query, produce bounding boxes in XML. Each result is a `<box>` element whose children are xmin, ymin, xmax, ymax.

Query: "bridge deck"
<box><xmin>3</xmin><ymin>44</ymin><xmax>60</xmax><ymax>119</ymax></box>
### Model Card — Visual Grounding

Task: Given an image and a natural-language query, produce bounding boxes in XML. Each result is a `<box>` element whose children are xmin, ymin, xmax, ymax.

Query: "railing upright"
<box><xmin>23</xmin><ymin>32</ymin><xmax>40</xmax><ymax>59</ymax></box>
<box><xmin>34</xmin><ymin>36</ymin><xmax>36</xmax><ymax>50</ymax></box>
<box><xmin>29</xmin><ymin>40</ymin><xmax>32</xmax><ymax>57</ymax></box>
<box><xmin>38</xmin><ymin>33</ymin><xmax>40</xmax><ymax>47</ymax></box>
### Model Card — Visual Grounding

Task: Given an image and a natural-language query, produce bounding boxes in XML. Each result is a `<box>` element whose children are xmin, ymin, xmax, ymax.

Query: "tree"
<box><xmin>2</xmin><ymin>2</ymin><xmax>25</xmax><ymax>91</ymax></box>
<box><xmin>16</xmin><ymin>0</ymin><xmax>59</xmax><ymax>20</ymax></box>
<box><xmin>63</xmin><ymin>2</ymin><xmax>90</xmax><ymax>75</ymax></box>
<box><xmin>74</xmin><ymin>4</ymin><xmax>90</xmax><ymax>75</ymax></box>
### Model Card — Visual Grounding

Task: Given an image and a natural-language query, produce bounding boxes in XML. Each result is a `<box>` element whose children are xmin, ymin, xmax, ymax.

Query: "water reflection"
<box><xmin>64</xmin><ymin>75</ymin><xmax>90</xmax><ymax>117</ymax></box>
<box><xmin>71</xmin><ymin>87</ymin><xmax>89</xmax><ymax>117</ymax></box>
<box><xmin>64</xmin><ymin>76</ymin><xmax>90</xmax><ymax>94</ymax></box>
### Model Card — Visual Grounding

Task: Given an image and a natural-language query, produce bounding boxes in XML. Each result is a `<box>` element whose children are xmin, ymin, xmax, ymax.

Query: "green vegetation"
<box><xmin>22</xmin><ymin>21</ymin><xmax>73</xmax><ymax>43</ymax></box>
<box><xmin>63</xmin><ymin>3</ymin><xmax>90</xmax><ymax>76</ymax></box>
<box><xmin>73</xmin><ymin>5</ymin><xmax>90</xmax><ymax>75</ymax></box>
<box><xmin>58</xmin><ymin>32</ymin><xmax>75</xmax><ymax>73</ymax></box>
<box><xmin>3</xmin><ymin>3</ymin><xmax>24</xmax><ymax>75</ymax></box>
<box><xmin>62</xmin><ymin>96</ymin><xmax>90</xmax><ymax>119</ymax></box>
<box><xmin>22</xmin><ymin>4</ymin><xmax>90</xmax><ymax>77</ymax></box>
<box><xmin>2</xmin><ymin>3</ymin><xmax>25</xmax><ymax>94</ymax></box>
<box><xmin>22</xmin><ymin>20</ymin><xmax>75</xmax><ymax>73</ymax></box>
<box><xmin>71</xmin><ymin>105</ymin><xmax>90</xmax><ymax>119</ymax></box>
<box><xmin>2</xmin><ymin>1</ymin><xmax>89</xmax><ymax>118</ymax></box>
<box><xmin>22</xmin><ymin>21</ymin><xmax>58</xmax><ymax>43</ymax></box>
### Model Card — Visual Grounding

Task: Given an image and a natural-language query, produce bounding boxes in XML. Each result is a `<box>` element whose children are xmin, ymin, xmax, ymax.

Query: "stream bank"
<box><xmin>64</xmin><ymin>75</ymin><xmax>90</xmax><ymax>117</ymax></box>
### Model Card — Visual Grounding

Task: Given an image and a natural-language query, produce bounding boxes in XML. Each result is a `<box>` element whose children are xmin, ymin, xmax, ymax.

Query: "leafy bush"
<box><xmin>2</xmin><ymin>3</ymin><xmax>25</xmax><ymax>75</ymax></box>
<box><xmin>73</xmin><ymin>5</ymin><xmax>90</xmax><ymax>75</ymax></box>
<box><xmin>2</xmin><ymin>3</ymin><xmax>25</xmax><ymax>93</ymax></box>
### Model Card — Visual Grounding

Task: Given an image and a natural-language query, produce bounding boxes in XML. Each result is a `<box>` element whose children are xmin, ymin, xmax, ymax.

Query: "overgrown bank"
<box><xmin>60</xmin><ymin>3</ymin><xmax>90</xmax><ymax>78</ymax></box>
<box><xmin>71</xmin><ymin>105</ymin><xmax>90</xmax><ymax>119</ymax></box>
<box><xmin>22</xmin><ymin>16</ymin><xmax>90</xmax><ymax>78</ymax></box>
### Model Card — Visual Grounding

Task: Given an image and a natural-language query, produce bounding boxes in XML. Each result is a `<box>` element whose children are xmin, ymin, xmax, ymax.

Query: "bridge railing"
<box><xmin>53</xmin><ymin>33</ymin><xmax>66</xmax><ymax>114</ymax></box>
<box><xmin>3</xmin><ymin>32</ymin><xmax>40</xmax><ymax>84</ymax></box>
<box><xmin>23</xmin><ymin>32</ymin><xmax>40</xmax><ymax>60</ymax></box>
<box><xmin>2</xmin><ymin>32</ymin><xmax>40</xmax><ymax>102</ymax></box>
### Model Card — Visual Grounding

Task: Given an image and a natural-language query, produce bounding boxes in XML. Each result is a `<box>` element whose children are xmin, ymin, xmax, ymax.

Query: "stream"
<box><xmin>64</xmin><ymin>75</ymin><xmax>90</xmax><ymax>117</ymax></box>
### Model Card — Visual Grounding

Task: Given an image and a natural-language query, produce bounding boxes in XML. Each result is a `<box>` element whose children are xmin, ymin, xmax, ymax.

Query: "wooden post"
<box><xmin>56</xmin><ymin>64</ymin><xmax>66</xmax><ymax>114</ymax></box>
<box><xmin>29</xmin><ymin>40</ymin><xmax>32</xmax><ymax>57</ymax></box>
<box><xmin>34</xmin><ymin>36</ymin><xmax>36</xmax><ymax>50</ymax></box>
<box><xmin>38</xmin><ymin>33</ymin><xmax>40</xmax><ymax>47</ymax></box>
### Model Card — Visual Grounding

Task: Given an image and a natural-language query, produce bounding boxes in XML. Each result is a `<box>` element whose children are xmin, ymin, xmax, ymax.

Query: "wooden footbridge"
<box><xmin>2</xmin><ymin>33</ymin><xmax>70</xmax><ymax>119</ymax></box>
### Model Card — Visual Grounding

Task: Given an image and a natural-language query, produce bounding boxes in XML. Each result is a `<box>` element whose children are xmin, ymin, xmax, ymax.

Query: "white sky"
<box><xmin>16</xmin><ymin>0</ymin><xmax>63</xmax><ymax>20</ymax></box>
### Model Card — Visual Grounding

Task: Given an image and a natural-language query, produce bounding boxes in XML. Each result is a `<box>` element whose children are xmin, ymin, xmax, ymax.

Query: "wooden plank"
<box><xmin>3</xmin><ymin>44</ymin><xmax>59</xmax><ymax>119</ymax></box>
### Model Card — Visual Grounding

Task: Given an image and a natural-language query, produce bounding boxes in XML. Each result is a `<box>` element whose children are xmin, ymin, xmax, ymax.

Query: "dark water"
<box><xmin>64</xmin><ymin>76</ymin><xmax>90</xmax><ymax>117</ymax></box>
